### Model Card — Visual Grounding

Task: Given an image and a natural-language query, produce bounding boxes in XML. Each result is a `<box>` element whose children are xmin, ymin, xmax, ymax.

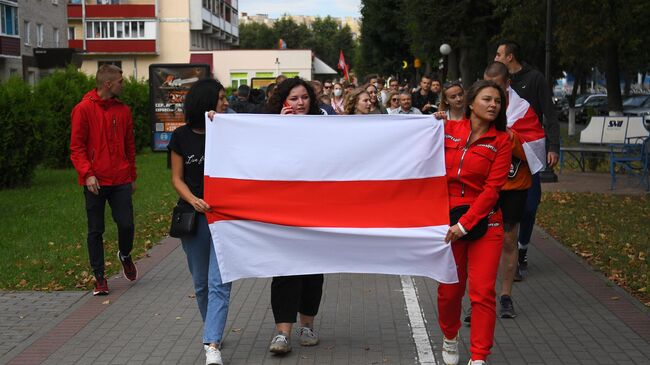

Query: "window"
<box><xmin>24</xmin><ymin>21</ymin><xmax>30</xmax><ymax>45</ymax></box>
<box><xmin>1</xmin><ymin>4</ymin><xmax>18</xmax><ymax>36</ymax></box>
<box><xmin>230</xmin><ymin>73</ymin><xmax>248</xmax><ymax>88</ymax></box>
<box><xmin>54</xmin><ymin>28</ymin><xmax>60</xmax><ymax>47</ymax></box>
<box><xmin>36</xmin><ymin>24</ymin><xmax>44</xmax><ymax>47</ymax></box>
<box><xmin>86</xmin><ymin>20</ymin><xmax>151</xmax><ymax>39</ymax></box>
<box><xmin>68</xmin><ymin>26</ymin><xmax>75</xmax><ymax>40</ymax></box>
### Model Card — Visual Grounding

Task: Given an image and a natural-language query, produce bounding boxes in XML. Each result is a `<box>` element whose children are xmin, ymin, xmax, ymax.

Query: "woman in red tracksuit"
<box><xmin>438</xmin><ymin>80</ymin><xmax>511</xmax><ymax>365</ymax></box>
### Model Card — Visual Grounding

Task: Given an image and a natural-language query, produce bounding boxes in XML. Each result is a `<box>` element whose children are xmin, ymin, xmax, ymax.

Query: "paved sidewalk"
<box><xmin>2</xmin><ymin>224</ymin><xmax>649</xmax><ymax>364</ymax></box>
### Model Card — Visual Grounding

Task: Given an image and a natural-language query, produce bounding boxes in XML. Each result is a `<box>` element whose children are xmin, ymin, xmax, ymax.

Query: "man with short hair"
<box><xmin>322</xmin><ymin>80</ymin><xmax>333</xmax><ymax>97</ymax></box>
<box><xmin>495</xmin><ymin>40</ymin><xmax>560</xmax><ymax>280</ymax></box>
<box><xmin>388</xmin><ymin>79</ymin><xmax>399</xmax><ymax>92</ymax></box>
<box><xmin>389</xmin><ymin>92</ymin><xmax>422</xmax><ymax>114</ymax></box>
<box><xmin>411</xmin><ymin>74</ymin><xmax>437</xmax><ymax>114</ymax></box>
<box><xmin>431</xmin><ymin>78</ymin><xmax>442</xmax><ymax>99</ymax></box>
<box><xmin>310</xmin><ymin>80</ymin><xmax>336</xmax><ymax>115</ymax></box>
<box><xmin>70</xmin><ymin>64</ymin><xmax>138</xmax><ymax>296</ymax></box>
<box><xmin>230</xmin><ymin>84</ymin><xmax>256</xmax><ymax>113</ymax></box>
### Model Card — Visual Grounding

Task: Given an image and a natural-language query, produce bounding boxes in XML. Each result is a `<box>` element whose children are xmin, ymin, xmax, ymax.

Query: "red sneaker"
<box><xmin>93</xmin><ymin>276</ymin><xmax>109</xmax><ymax>296</ymax></box>
<box><xmin>117</xmin><ymin>251</ymin><xmax>138</xmax><ymax>281</ymax></box>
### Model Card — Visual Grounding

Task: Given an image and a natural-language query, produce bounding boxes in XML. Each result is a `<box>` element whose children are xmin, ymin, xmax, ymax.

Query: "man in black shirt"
<box><xmin>494</xmin><ymin>40</ymin><xmax>560</xmax><ymax>281</ymax></box>
<box><xmin>411</xmin><ymin>74</ymin><xmax>437</xmax><ymax>114</ymax></box>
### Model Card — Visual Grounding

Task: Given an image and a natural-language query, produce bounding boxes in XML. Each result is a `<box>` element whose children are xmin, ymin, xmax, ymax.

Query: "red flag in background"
<box><xmin>338</xmin><ymin>50</ymin><xmax>350</xmax><ymax>81</ymax></box>
<box><xmin>278</xmin><ymin>38</ymin><xmax>287</xmax><ymax>49</ymax></box>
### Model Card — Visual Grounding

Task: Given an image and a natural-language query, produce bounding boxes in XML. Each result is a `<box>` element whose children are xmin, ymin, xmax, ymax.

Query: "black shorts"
<box><xmin>498</xmin><ymin>189</ymin><xmax>528</xmax><ymax>226</ymax></box>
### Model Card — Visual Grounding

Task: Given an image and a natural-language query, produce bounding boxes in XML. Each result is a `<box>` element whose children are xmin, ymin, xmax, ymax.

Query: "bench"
<box><xmin>559</xmin><ymin>116</ymin><xmax>649</xmax><ymax>172</ymax></box>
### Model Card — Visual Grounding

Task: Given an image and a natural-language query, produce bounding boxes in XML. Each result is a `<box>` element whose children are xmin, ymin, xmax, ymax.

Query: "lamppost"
<box><xmin>439</xmin><ymin>43</ymin><xmax>452</xmax><ymax>82</ymax></box>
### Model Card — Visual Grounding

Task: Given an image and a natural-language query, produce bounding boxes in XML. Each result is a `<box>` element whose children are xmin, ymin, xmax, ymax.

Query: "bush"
<box><xmin>120</xmin><ymin>77</ymin><xmax>150</xmax><ymax>152</ymax></box>
<box><xmin>34</xmin><ymin>67</ymin><xmax>94</xmax><ymax>169</ymax></box>
<box><xmin>0</xmin><ymin>78</ymin><xmax>40</xmax><ymax>188</ymax></box>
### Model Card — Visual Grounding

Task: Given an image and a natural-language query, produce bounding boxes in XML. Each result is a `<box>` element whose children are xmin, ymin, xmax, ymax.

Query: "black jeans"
<box><xmin>84</xmin><ymin>183</ymin><xmax>134</xmax><ymax>277</ymax></box>
<box><xmin>271</xmin><ymin>274</ymin><xmax>324</xmax><ymax>324</ymax></box>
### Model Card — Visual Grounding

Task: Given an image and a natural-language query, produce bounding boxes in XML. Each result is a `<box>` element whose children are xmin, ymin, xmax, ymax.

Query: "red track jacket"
<box><xmin>444</xmin><ymin>119</ymin><xmax>511</xmax><ymax>231</ymax></box>
<box><xmin>70</xmin><ymin>89</ymin><xmax>136</xmax><ymax>186</ymax></box>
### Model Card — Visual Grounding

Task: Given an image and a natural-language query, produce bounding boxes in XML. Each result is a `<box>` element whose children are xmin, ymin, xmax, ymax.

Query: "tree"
<box><xmin>239</xmin><ymin>22</ymin><xmax>276</xmax><ymax>49</ymax></box>
<box><xmin>272</xmin><ymin>17</ymin><xmax>310</xmax><ymax>49</ymax></box>
<box><xmin>357</xmin><ymin>0</ymin><xmax>412</xmax><ymax>80</ymax></box>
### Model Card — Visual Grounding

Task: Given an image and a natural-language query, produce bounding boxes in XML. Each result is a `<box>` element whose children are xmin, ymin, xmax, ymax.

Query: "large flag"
<box><xmin>506</xmin><ymin>87</ymin><xmax>547</xmax><ymax>174</ymax></box>
<box><xmin>337</xmin><ymin>50</ymin><xmax>350</xmax><ymax>81</ymax></box>
<box><xmin>203</xmin><ymin>114</ymin><xmax>457</xmax><ymax>284</ymax></box>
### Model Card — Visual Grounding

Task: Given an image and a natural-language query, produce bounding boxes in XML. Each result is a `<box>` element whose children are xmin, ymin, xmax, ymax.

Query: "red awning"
<box><xmin>189</xmin><ymin>53</ymin><xmax>214</xmax><ymax>75</ymax></box>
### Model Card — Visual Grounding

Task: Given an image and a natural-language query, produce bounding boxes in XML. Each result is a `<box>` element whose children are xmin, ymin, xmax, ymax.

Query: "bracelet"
<box><xmin>457</xmin><ymin>222</ymin><xmax>468</xmax><ymax>235</ymax></box>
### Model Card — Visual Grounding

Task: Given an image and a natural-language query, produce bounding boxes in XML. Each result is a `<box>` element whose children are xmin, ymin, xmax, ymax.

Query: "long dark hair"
<box><xmin>464</xmin><ymin>80</ymin><xmax>507</xmax><ymax>132</ymax></box>
<box><xmin>265</xmin><ymin>77</ymin><xmax>322</xmax><ymax>115</ymax></box>
<box><xmin>184</xmin><ymin>78</ymin><xmax>224</xmax><ymax>129</ymax></box>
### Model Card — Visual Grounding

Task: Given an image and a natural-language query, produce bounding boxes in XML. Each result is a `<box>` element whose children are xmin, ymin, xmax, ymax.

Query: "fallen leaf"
<box><xmin>175</xmin><ymin>316</ymin><xmax>182</xmax><ymax>320</ymax></box>
<box><xmin>102</xmin><ymin>300</ymin><xmax>110</xmax><ymax>305</ymax></box>
<box><xmin>231</xmin><ymin>328</ymin><xmax>242</xmax><ymax>333</ymax></box>
<box><xmin>610</xmin><ymin>296</ymin><xmax>620</xmax><ymax>300</ymax></box>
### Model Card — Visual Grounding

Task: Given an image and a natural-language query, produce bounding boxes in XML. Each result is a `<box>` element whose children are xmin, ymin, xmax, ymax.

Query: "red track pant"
<box><xmin>438</xmin><ymin>214</ymin><xmax>504</xmax><ymax>361</ymax></box>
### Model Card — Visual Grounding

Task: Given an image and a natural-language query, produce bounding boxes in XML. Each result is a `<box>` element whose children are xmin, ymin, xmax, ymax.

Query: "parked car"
<box><xmin>623</xmin><ymin>94</ymin><xmax>650</xmax><ymax>117</ymax></box>
<box><xmin>559</xmin><ymin>94</ymin><xmax>607</xmax><ymax>123</ymax></box>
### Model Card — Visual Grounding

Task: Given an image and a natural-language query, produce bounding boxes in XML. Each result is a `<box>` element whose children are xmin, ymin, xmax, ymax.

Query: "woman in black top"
<box><xmin>168</xmin><ymin>78</ymin><xmax>230</xmax><ymax>365</ymax></box>
<box><xmin>265</xmin><ymin>77</ymin><xmax>324</xmax><ymax>354</ymax></box>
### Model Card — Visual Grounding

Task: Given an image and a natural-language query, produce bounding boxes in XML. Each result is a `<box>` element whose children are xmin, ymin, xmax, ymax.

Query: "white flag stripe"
<box><xmin>205</xmin><ymin>114</ymin><xmax>446</xmax><ymax>181</ymax></box>
<box><xmin>210</xmin><ymin>221</ymin><xmax>457</xmax><ymax>284</ymax></box>
<box><xmin>523</xmin><ymin>139</ymin><xmax>546</xmax><ymax>174</ymax></box>
<box><xmin>506</xmin><ymin>88</ymin><xmax>529</xmax><ymax>126</ymax></box>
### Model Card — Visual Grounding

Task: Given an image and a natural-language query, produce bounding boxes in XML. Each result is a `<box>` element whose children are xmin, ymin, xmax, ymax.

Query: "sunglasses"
<box><xmin>391</xmin><ymin>98</ymin><xmax>398</xmax><ymax>101</ymax></box>
<box><xmin>324</xmin><ymin>85</ymin><xmax>332</xmax><ymax>89</ymax></box>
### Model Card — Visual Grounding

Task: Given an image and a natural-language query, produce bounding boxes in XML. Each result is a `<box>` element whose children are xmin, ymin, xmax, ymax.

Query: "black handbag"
<box><xmin>449</xmin><ymin>205</ymin><xmax>488</xmax><ymax>241</ymax></box>
<box><xmin>169</xmin><ymin>204</ymin><xmax>197</xmax><ymax>238</ymax></box>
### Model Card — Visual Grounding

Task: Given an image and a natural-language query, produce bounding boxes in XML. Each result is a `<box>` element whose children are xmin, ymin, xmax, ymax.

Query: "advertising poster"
<box><xmin>149</xmin><ymin>64</ymin><xmax>210</xmax><ymax>151</ymax></box>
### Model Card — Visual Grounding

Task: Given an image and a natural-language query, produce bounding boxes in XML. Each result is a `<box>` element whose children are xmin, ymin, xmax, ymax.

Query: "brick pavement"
<box><xmin>1</xmin><ymin>199</ymin><xmax>649</xmax><ymax>364</ymax></box>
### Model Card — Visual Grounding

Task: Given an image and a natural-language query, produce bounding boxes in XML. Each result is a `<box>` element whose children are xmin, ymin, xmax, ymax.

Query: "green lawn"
<box><xmin>537</xmin><ymin>191</ymin><xmax>650</xmax><ymax>305</ymax></box>
<box><xmin>0</xmin><ymin>152</ymin><xmax>175</xmax><ymax>291</ymax></box>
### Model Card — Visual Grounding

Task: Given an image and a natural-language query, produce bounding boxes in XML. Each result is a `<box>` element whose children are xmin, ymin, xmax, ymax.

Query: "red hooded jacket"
<box><xmin>70</xmin><ymin>89</ymin><xmax>136</xmax><ymax>186</ymax></box>
<box><xmin>444</xmin><ymin>119</ymin><xmax>511</xmax><ymax>231</ymax></box>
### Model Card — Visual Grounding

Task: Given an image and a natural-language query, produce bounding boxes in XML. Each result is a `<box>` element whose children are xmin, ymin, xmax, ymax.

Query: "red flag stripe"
<box><xmin>511</xmin><ymin>106</ymin><xmax>546</xmax><ymax>142</ymax></box>
<box><xmin>204</xmin><ymin>176</ymin><xmax>449</xmax><ymax>228</ymax></box>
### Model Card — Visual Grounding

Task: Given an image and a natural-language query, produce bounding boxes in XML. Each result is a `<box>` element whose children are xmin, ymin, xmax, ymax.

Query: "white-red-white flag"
<box><xmin>337</xmin><ymin>50</ymin><xmax>350</xmax><ymax>81</ymax></box>
<box><xmin>203</xmin><ymin>114</ymin><xmax>457</xmax><ymax>284</ymax></box>
<box><xmin>506</xmin><ymin>88</ymin><xmax>547</xmax><ymax>173</ymax></box>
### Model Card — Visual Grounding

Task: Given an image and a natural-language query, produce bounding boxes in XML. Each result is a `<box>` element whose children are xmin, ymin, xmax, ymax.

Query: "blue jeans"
<box><xmin>518</xmin><ymin>173</ymin><xmax>542</xmax><ymax>246</ymax></box>
<box><xmin>181</xmin><ymin>213</ymin><xmax>231</xmax><ymax>345</ymax></box>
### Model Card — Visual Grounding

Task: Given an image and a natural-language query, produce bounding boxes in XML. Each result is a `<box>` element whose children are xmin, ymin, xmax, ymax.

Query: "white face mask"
<box><xmin>333</xmin><ymin>89</ymin><xmax>343</xmax><ymax>97</ymax></box>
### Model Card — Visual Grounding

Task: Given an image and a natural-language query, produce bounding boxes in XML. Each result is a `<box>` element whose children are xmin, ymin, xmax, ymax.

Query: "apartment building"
<box><xmin>0</xmin><ymin>0</ymin><xmax>20</xmax><ymax>81</ymax></box>
<box><xmin>67</xmin><ymin>0</ymin><xmax>239</xmax><ymax>80</ymax></box>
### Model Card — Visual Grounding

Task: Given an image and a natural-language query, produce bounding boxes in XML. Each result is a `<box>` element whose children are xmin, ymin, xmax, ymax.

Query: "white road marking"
<box><xmin>400</xmin><ymin>275</ymin><xmax>438</xmax><ymax>365</ymax></box>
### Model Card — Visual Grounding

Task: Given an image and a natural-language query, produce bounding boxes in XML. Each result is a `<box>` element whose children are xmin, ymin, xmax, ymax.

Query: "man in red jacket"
<box><xmin>70</xmin><ymin>64</ymin><xmax>138</xmax><ymax>296</ymax></box>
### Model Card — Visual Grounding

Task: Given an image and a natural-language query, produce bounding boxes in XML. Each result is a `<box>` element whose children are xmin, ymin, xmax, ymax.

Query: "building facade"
<box><xmin>0</xmin><ymin>0</ymin><xmax>20</xmax><ymax>81</ymax></box>
<box><xmin>67</xmin><ymin>0</ymin><xmax>239</xmax><ymax>80</ymax></box>
<box><xmin>19</xmin><ymin>0</ymin><xmax>69</xmax><ymax>84</ymax></box>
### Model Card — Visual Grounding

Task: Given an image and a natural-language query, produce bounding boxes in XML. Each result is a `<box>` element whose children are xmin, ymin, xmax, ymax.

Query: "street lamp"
<box><xmin>439</xmin><ymin>43</ymin><xmax>452</xmax><ymax>82</ymax></box>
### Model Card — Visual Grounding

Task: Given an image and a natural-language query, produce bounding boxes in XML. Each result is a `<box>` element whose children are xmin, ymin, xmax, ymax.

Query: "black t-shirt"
<box><xmin>411</xmin><ymin>90</ymin><xmax>438</xmax><ymax>114</ymax></box>
<box><xmin>167</xmin><ymin>125</ymin><xmax>206</xmax><ymax>205</ymax></box>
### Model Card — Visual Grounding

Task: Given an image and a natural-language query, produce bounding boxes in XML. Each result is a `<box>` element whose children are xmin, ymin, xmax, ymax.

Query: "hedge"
<box><xmin>0</xmin><ymin>78</ymin><xmax>40</xmax><ymax>188</ymax></box>
<box><xmin>1</xmin><ymin>68</ymin><xmax>152</xmax><ymax>188</ymax></box>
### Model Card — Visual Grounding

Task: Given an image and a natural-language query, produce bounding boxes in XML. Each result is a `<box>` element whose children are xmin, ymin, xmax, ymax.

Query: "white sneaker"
<box><xmin>269</xmin><ymin>333</ymin><xmax>292</xmax><ymax>353</ymax></box>
<box><xmin>442</xmin><ymin>336</ymin><xmax>459</xmax><ymax>365</ymax></box>
<box><xmin>468</xmin><ymin>360</ymin><xmax>486</xmax><ymax>365</ymax></box>
<box><xmin>204</xmin><ymin>345</ymin><xmax>222</xmax><ymax>365</ymax></box>
<box><xmin>297</xmin><ymin>326</ymin><xmax>319</xmax><ymax>346</ymax></box>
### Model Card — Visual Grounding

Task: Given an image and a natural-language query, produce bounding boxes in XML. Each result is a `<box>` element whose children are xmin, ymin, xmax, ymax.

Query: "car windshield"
<box><xmin>623</xmin><ymin>95</ymin><xmax>650</xmax><ymax>107</ymax></box>
<box><xmin>575</xmin><ymin>95</ymin><xmax>590</xmax><ymax>104</ymax></box>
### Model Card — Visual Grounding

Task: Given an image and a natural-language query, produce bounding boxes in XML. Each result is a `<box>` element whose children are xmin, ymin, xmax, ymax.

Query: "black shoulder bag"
<box><xmin>169</xmin><ymin>204</ymin><xmax>197</xmax><ymax>238</ymax></box>
<box><xmin>449</xmin><ymin>205</ymin><xmax>489</xmax><ymax>241</ymax></box>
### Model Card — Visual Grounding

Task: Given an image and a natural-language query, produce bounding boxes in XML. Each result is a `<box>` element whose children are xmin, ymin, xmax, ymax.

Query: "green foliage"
<box><xmin>239</xmin><ymin>16</ymin><xmax>357</xmax><ymax>79</ymax></box>
<box><xmin>0</xmin><ymin>78</ymin><xmax>40</xmax><ymax>188</ymax></box>
<box><xmin>120</xmin><ymin>77</ymin><xmax>150</xmax><ymax>152</ymax></box>
<box><xmin>34</xmin><ymin>67</ymin><xmax>94</xmax><ymax>169</ymax></box>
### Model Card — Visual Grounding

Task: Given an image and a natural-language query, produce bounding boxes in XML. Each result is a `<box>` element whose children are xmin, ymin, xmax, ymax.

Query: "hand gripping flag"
<box><xmin>506</xmin><ymin>87</ymin><xmax>547</xmax><ymax>173</ymax></box>
<box><xmin>203</xmin><ymin>114</ymin><xmax>458</xmax><ymax>284</ymax></box>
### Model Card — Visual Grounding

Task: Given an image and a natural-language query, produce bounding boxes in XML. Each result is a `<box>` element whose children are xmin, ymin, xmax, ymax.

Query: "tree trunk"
<box><xmin>605</xmin><ymin>39</ymin><xmax>623</xmax><ymax>115</ymax></box>
<box><xmin>448</xmin><ymin>49</ymin><xmax>459</xmax><ymax>81</ymax></box>
<box><xmin>459</xmin><ymin>47</ymin><xmax>471</xmax><ymax>89</ymax></box>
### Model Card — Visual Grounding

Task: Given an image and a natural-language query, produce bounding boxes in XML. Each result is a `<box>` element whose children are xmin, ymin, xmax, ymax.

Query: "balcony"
<box><xmin>0</xmin><ymin>36</ymin><xmax>20</xmax><ymax>57</ymax></box>
<box><xmin>68</xmin><ymin>3</ymin><xmax>155</xmax><ymax>19</ymax></box>
<box><xmin>69</xmin><ymin>39</ymin><xmax>156</xmax><ymax>54</ymax></box>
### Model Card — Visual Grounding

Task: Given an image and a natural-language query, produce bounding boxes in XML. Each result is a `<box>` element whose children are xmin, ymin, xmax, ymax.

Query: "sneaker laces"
<box><xmin>299</xmin><ymin>327</ymin><xmax>317</xmax><ymax>338</ymax></box>
<box><xmin>443</xmin><ymin>336</ymin><xmax>458</xmax><ymax>353</ymax></box>
<box><xmin>272</xmin><ymin>334</ymin><xmax>288</xmax><ymax>344</ymax></box>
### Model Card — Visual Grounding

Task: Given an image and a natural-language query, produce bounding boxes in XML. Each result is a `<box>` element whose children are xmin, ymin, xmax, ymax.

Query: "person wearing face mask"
<box><xmin>330</xmin><ymin>82</ymin><xmax>345</xmax><ymax>114</ymax></box>
<box><xmin>343</xmin><ymin>87</ymin><xmax>372</xmax><ymax>115</ymax></box>
<box><xmin>365</xmin><ymin>83</ymin><xmax>387</xmax><ymax>114</ymax></box>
